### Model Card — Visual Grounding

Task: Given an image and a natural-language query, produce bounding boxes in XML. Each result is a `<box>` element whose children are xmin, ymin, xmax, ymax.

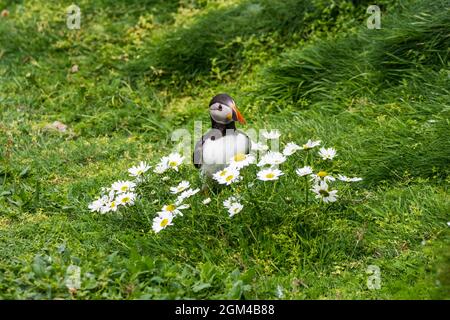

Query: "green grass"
<box><xmin>0</xmin><ymin>0</ymin><xmax>449</xmax><ymax>299</ymax></box>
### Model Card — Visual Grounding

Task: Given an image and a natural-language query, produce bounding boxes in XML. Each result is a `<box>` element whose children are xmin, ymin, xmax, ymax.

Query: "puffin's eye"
<box><xmin>218</xmin><ymin>105</ymin><xmax>222</xmax><ymax>111</ymax></box>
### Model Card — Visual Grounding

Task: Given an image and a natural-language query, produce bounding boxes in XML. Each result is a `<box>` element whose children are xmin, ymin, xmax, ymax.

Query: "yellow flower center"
<box><xmin>219</xmin><ymin>170</ymin><xmax>227</xmax><ymax>176</ymax></box>
<box><xmin>303</xmin><ymin>144</ymin><xmax>310</xmax><ymax>149</ymax></box>
<box><xmin>121</xmin><ymin>186</ymin><xmax>128</xmax><ymax>191</ymax></box>
<box><xmin>137</xmin><ymin>170</ymin><xmax>143</xmax><ymax>175</ymax></box>
<box><xmin>233</xmin><ymin>153</ymin><xmax>246</xmax><ymax>162</ymax></box>
<box><xmin>318</xmin><ymin>171</ymin><xmax>328</xmax><ymax>178</ymax></box>
<box><xmin>110</xmin><ymin>201</ymin><xmax>116</xmax><ymax>208</ymax></box>
<box><xmin>166</xmin><ymin>204</ymin><xmax>175</xmax><ymax>212</ymax></box>
<box><xmin>225</xmin><ymin>175</ymin><xmax>234</xmax><ymax>182</ymax></box>
<box><xmin>169</xmin><ymin>161</ymin><xmax>177</xmax><ymax>167</ymax></box>
<box><xmin>160</xmin><ymin>218</ymin><xmax>169</xmax><ymax>227</ymax></box>
<box><xmin>121</xmin><ymin>197</ymin><xmax>130</xmax><ymax>203</ymax></box>
<box><xmin>266</xmin><ymin>173</ymin><xmax>275</xmax><ymax>179</ymax></box>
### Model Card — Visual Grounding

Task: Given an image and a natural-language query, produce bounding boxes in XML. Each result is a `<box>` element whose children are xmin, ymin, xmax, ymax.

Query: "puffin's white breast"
<box><xmin>202</xmin><ymin>133</ymin><xmax>248</xmax><ymax>167</ymax></box>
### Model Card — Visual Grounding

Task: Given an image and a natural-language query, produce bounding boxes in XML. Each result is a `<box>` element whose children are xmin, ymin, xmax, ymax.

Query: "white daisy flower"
<box><xmin>111</xmin><ymin>180</ymin><xmax>136</xmax><ymax>194</ymax></box>
<box><xmin>337</xmin><ymin>174</ymin><xmax>363</xmax><ymax>182</ymax></box>
<box><xmin>257</xmin><ymin>168</ymin><xmax>284</xmax><ymax>181</ymax></box>
<box><xmin>88</xmin><ymin>196</ymin><xmax>108</xmax><ymax>213</ymax></box>
<box><xmin>228</xmin><ymin>202</ymin><xmax>243</xmax><ymax>217</ymax></box>
<box><xmin>153</xmin><ymin>162</ymin><xmax>168</xmax><ymax>174</ymax></box>
<box><xmin>302</xmin><ymin>139</ymin><xmax>321</xmax><ymax>150</ymax></box>
<box><xmin>166</xmin><ymin>152</ymin><xmax>185</xmax><ymax>171</ymax></box>
<box><xmin>116</xmin><ymin>192</ymin><xmax>136</xmax><ymax>206</ymax></box>
<box><xmin>262</xmin><ymin>130</ymin><xmax>281</xmax><ymax>140</ymax></box>
<box><xmin>212</xmin><ymin>167</ymin><xmax>230</xmax><ymax>181</ymax></box>
<box><xmin>251</xmin><ymin>141</ymin><xmax>269</xmax><ymax>152</ymax></box>
<box><xmin>161</xmin><ymin>203</ymin><xmax>190</xmax><ymax>217</ymax></box>
<box><xmin>310</xmin><ymin>171</ymin><xmax>336</xmax><ymax>183</ymax></box>
<box><xmin>181</xmin><ymin>188</ymin><xmax>200</xmax><ymax>198</ymax></box>
<box><xmin>95</xmin><ymin>190</ymin><xmax>117</xmax><ymax>214</ymax></box>
<box><xmin>229</xmin><ymin>153</ymin><xmax>255</xmax><ymax>169</ymax></box>
<box><xmin>128</xmin><ymin>161</ymin><xmax>151</xmax><ymax>177</ymax></box>
<box><xmin>282</xmin><ymin>142</ymin><xmax>301</xmax><ymax>156</ymax></box>
<box><xmin>223</xmin><ymin>196</ymin><xmax>243</xmax><ymax>217</ymax></box>
<box><xmin>170</xmin><ymin>180</ymin><xmax>190</xmax><ymax>194</ymax></box>
<box><xmin>152</xmin><ymin>211</ymin><xmax>173</xmax><ymax>233</ymax></box>
<box><xmin>257</xmin><ymin>151</ymin><xmax>286</xmax><ymax>167</ymax></box>
<box><xmin>318</xmin><ymin>147</ymin><xmax>337</xmax><ymax>160</ymax></box>
<box><xmin>103</xmin><ymin>198</ymin><xmax>119</xmax><ymax>213</ymax></box>
<box><xmin>176</xmin><ymin>188</ymin><xmax>200</xmax><ymax>204</ymax></box>
<box><xmin>213</xmin><ymin>167</ymin><xmax>241</xmax><ymax>185</ymax></box>
<box><xmin>202</xmin><ymin>198</ymin><xmax>212</xmax><ymax>205</ymax></box>
<box><xmin>223</xmin><ymin>196</ymin><xmax>239</xmax><ymax>209</ymax></box>
<box><xmin>312</xmin><ymin>181</ymin><xmax>338</xmax><ymax>203</ymax></box>
<box><xmin>296</xmin><ymin>166</ymin><xmax>313</xmax><ymax>177</ymax></box>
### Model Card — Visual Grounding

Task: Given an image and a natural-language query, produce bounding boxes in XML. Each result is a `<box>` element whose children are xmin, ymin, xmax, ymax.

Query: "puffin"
<box><xmin>193</xmin><ymin>93</ymin><xmax>251</xmax><ymax>179</ymax></box>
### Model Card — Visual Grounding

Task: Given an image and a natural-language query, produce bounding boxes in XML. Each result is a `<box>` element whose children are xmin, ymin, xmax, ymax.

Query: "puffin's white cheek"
<box><xmin>211</xmin><ymin>110</ymin><xmax>228</xmax><ymax>123</ymax></box>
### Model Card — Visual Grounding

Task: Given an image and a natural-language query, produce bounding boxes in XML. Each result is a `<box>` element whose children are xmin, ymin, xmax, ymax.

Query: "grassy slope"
<box><xmin>0</xmin><ymin>0</ymin><xmax>449</xmax><ymax>299</ymax></box>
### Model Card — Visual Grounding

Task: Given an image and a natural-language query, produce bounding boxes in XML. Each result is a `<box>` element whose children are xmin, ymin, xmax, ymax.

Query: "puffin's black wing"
<box><xmin>193</xmin><ymin>129</ymin><xmax>224</xmax><ymax>169</ymax></box>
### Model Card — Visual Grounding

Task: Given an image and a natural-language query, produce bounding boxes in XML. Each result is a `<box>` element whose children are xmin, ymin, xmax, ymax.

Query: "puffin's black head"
<box><xmin>209</xmin><ymin>93</ymin><xmax>246</xmax><ymax>125</ymax></box>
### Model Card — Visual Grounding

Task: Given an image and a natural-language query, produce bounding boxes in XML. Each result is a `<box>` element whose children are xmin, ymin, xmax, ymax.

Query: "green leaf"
<box><xmin>192</xmin><ymin>281</ymin><xmax>211</xmax><ymax>293</ymax></box>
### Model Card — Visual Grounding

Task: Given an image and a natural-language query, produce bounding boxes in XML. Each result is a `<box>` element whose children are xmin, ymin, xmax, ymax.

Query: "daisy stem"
<box><xmin>304</xmin><ymin>151</ymin><xmax>310</xmax><ymax>205</ymax></box>
<box><xmin>304</xmin><ymin>176</ymin><xmax>309</xmax><ymax>206</ymax></box>
<box><xmin>268</xmin><ymin>180</ymin><xmax>278</xmax><ymax>202</ymax></box>
<box><xmin>304</xmin><ymin>150</ymin><xmax>310</xmax><ymax>167</ymax></box>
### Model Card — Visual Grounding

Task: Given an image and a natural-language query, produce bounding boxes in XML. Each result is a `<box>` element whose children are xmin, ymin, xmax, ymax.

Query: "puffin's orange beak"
<box><xmin>232</xmin><ymin>104</ymin><xmax>246</xmax><ymax>125</ymax></box>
